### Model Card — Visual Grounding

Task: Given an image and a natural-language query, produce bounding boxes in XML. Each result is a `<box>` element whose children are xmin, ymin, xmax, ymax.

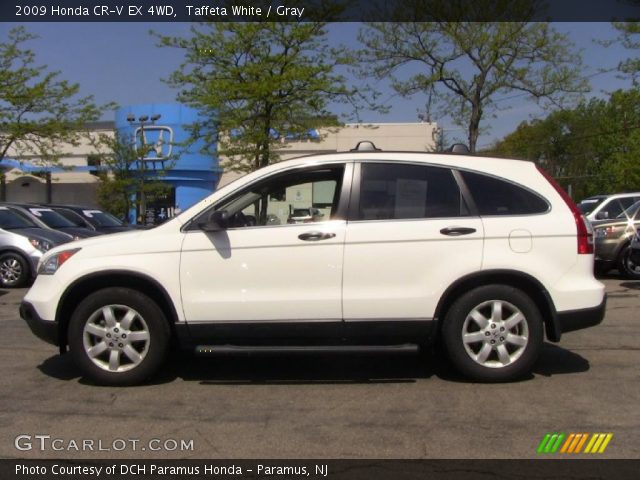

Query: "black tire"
<box><xmin>68</xmin><ymin>287</ymin><xmax>170</xmax><ymax>386</ymax></box>
<box><xmin>0</xmin><ymin>252</ymin><xmax>30</xmax><ymax>288</ymax></box>
<box><xmin>441</xmin><ymin>285</ymin><xmax>543</xmax><ymax>382</ymax></box>
<box><xmin>618</xmin><ymin>245</ymin><xmax>640</xmax><ymax>280</ymax></box>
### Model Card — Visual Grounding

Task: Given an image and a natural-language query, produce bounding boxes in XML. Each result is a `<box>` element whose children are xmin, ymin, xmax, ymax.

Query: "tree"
<box><xmin>155</xmin><ymin>18</ymin><xmax>359</xmax><ymax>173</ymax></box>
<box><xmin>490</xmin><ymin>89</ymin><xmax>640</xmax><ymax>199</ymax></box>
<box><xmin>611</xmin><ymin>21</ymin><xmax>640</xmax><ymax>84</ymax></box>
<box><xmin>359</xmin><ymin>3</ymin><xmax>588</xmax><ymax>152</ymax></box>
<box><xmin>0</xmin><ymin>27</ymin><xmax>105</xmax><ymax>166</ymax></box>
<box><xmin>91</xmin><ymin>132</ymin><xmax>172</xmax><ymax>222</ymax></box>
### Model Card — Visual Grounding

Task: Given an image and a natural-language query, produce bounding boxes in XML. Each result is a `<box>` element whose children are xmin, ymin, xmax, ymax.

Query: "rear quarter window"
<box><xmin>461</xmin><ymin>170</ymin><xmax>549</xmax><ymax>216</ymax></box>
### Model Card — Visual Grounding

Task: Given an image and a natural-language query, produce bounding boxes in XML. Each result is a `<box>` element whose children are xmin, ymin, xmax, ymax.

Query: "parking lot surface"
<box><xmin>0</xmin><ymin>277</ymin><xmax>638</xmax><ymax>459</ymax></box>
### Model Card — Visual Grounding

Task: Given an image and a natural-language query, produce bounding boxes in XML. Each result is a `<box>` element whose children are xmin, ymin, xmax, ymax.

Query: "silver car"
<box><xmin>0</xmin><ymin>207</ymin><xmax>72</xmax><ymax>288</ymax></box>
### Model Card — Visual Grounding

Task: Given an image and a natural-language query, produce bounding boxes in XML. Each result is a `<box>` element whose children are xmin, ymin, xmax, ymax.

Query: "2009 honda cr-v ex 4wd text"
<box><xmin>20</xmin><ymin>143</ymin><xmax>606</xmax><ymax>385</ymax></box>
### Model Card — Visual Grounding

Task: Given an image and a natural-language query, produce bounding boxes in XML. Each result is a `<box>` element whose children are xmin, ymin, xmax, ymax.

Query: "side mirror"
<box><xmin>198</xmin><ymin>210</ymin><xmax>229</xmax><ymax>232</ymax></box>
<box><xmin>595</xmin><ymin>211</ymin><xmax>609</xmax><ymax>220</ymax></box>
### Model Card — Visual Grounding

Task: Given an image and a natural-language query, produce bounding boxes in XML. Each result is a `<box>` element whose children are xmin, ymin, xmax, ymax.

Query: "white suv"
<box><xmin>20</xmin><ymin>146</ymin><xmax>606</xmax><ymax>385</ymax></box>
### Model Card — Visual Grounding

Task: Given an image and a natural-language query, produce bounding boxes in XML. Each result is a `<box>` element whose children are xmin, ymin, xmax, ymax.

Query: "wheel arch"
<box><xmin>55</xmin><ymin>270</ymin><xmax>180</xmax><ymax>352</ymax></box>
<box><xmin>434</xmin><ymin>269</ymin><xmax>561</xmax><ymax>342</ymax></box>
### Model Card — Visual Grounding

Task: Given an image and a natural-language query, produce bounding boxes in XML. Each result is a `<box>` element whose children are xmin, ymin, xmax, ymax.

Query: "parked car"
<box><xmin>21</xmin><ymin>143</ymin><xmax>605</xmax><ymax>385</ymax></box>
<box><xmin>3</xmin><ymin>203</ymin><xmax>100</xmax><ymax>239</ymax></box>
<box><xmin>578</xmin><ymin>192</ymin><xmax>640</xmax><ymax>222</ymax></box>
<box><xmin>0</xmin><ymin>207</ymin><xmax>72</xmax><ymax>288</ymax></box>
<box><xmin>592</xmin><ymin>200</ymin><xmax>640</xmax><ymax>279</ymax></box>
<box><xmin>287</xmin><ymin>207</ymin><xmax>324</xmax><ymax>224</ymax></box>
<box><xmin>629</xmin><ymin>228</ymin><xmax>640</xmax><ymax>269</ymax></box>
<box><xmin>43</xmin><ymin>205</ymin><xmax>142</xmax><ymax>234</ymax></box>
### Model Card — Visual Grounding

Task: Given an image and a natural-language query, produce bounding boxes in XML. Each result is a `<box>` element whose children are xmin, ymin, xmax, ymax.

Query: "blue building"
<box><xmin>115</xmin><ymin>103</ymin><xmax>220</xmax><ymax>223</ymax></box>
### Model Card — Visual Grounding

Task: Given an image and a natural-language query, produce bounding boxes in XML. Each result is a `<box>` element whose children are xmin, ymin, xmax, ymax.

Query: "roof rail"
<box><xmin>446</xmin><ymin>143</ymin><xmax>470</xmax><ymax>154</ymax></box>
<box><xmin>351</xmin><ymin>141</ymin><xmax>381</xmax><ymax>152</ymax></box>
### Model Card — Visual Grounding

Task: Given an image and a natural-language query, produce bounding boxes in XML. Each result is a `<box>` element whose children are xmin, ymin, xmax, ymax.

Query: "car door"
<box><xmin>342</xmin><ymin>161</ymin><xmax>484</xmax><ymax>324</ymax></box>
<box><xmin>180</xmin><ymin>162</ymin><xmax>351</xmax><ymax>333</ymax></box>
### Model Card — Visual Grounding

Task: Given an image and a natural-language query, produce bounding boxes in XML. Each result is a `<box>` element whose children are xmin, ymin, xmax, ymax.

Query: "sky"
<box><xmin>1</xmin><ymin>21</ymin><xmax>635</xmax><ymax>148</ymax></box>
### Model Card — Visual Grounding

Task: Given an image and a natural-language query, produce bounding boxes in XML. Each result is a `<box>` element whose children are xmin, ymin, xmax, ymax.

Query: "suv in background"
<box><xmin>592</xmin><ymin>200</ymin><xmax>640</xmax><ymax>279</ymax></box>
<box><xmin>0</xmin><ymin>207</ymin><xmax>72</xmax><ymax>288</ymax></box>
<box><xmin>21</xmin><ymin>144</ymin><xmax>605</xmax><ymax>385</ymax></box>
<box><xmin>578</xmin><ymin>192</ymin><xmax>640</xmax><ymax>222</ymax></box>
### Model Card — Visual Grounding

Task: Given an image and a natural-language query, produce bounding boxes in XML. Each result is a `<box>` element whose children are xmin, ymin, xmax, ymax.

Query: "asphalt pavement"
<box><xmin>0</xmin><ymin>277</ymin><xmax>638</xmax><ymax>459</ymax></box>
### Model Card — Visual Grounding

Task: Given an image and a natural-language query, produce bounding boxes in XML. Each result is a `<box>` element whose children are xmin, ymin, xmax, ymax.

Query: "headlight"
<box><xmin>29</xmin><ymin>237</ymin><xmax>52</xmax><ymax>252</ymax></box>
<box><xmin>38</xmin><ymin>248</ymin><xmax>81</xmax><ymax>275</ymax></box>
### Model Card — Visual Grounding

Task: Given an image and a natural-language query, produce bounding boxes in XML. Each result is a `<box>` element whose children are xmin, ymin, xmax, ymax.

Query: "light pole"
<box><xmin>126</xmin><ymin>113</ymin><xmax>161</xmax><ymax>224</ymax></box>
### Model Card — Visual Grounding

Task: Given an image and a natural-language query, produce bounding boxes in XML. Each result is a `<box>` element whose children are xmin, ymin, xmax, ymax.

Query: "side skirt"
<box><xmin>175</xmin><ymin>319</ymin><xmax>435</xmax><ymax>349</ymax></box>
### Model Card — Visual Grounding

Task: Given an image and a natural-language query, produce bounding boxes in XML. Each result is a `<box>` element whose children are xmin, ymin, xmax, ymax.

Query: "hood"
<box><xmin>10</xmin><ymin>227</ymin><xmax>74</xmax><ymax>246</ymax></box>
<box><xmin>56</xmin><ymin>227</ymin><xmax>102</xmax><ymax>238</ymax></box>
<box><xmin>50</xmin><ymin>228</ymin><xmax>143</xmax><ymax>251</ymax></box>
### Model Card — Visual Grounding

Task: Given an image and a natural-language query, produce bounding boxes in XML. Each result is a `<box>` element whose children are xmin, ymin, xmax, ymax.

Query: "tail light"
<box><xmin>536</xmin><ymin>166</ymin><xmax>594</xmax><ymax>254</ymax></box>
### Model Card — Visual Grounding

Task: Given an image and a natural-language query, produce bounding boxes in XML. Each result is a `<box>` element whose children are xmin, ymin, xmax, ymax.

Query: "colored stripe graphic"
<box><xmin>537</xmin><ymin>433</ymin><xmax>565</xmax><ymax>453</ymax></box>
<box><xmin>539</xmin><ymin>433</ymin><xmax>613</xmax><ymax>454</ymax></box>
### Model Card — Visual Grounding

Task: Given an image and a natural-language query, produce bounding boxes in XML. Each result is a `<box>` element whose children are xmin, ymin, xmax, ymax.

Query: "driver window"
<box><xmin>209</xmin><ymin>165</ymin><xmax>345</xmax><ymax>228</ymax></box>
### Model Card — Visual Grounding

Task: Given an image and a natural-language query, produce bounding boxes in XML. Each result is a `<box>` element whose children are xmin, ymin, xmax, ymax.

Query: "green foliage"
<box><xmin>154</xmin><ymin>16</ymin><xmax>362</xmax><ymax>173</ymax></box>
<box><xmin>612</xmin><ymin>22</ymin><xmax>640</xmax><ymax>85</ymax></box>
<box><xmin>490</xmin><ymin>89</ymin><xmax>640</xmax><ymax>199</ymax></box>
<box><xmin>0</xmin><ymin>27</ymin><xmax>109</xmax><ymax>165</ymax></box>
<box><xmin>358</xmin><ymin>4</ymin><xmax>587</xmax><ymax>151</ymax></box>
<box><xmin>91</xmin><ymin>133</ymin><xmax>172</xmax><ymax>221</ymax></box>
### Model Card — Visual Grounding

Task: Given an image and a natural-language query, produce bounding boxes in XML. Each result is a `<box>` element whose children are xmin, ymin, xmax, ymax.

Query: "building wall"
<box><xmin>218</xmin><ymin>122</ymin><xmax>438</xmax><ymax>187</ymax></box>
<box><xmin>3</xmin><ymin>112</ymin><xmax>438</xmax><ymax>217</ymax></box>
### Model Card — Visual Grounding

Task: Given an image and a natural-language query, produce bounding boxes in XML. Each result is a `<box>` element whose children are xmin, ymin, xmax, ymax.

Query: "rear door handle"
<box><xmin>440</xmin><ymin>227</ymin><xmax>477</xmax><ymax>236</ymax></box>
<box><xmin>298</xmin><ymin>231</ymin><xmax>336</xmax><ymax>241</ymax></box>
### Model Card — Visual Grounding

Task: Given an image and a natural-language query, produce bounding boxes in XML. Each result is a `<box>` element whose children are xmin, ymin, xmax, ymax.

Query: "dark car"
<box><xmin>592</xmin><ymin>200</ymin><xmax>640</xmax><ymax>279</ymax></box>
<box><xmin>4</xmin><ymin>203</ymin><xmax>101</xmax><ymax>239</ymax></box>
<box><xmin>0</xmin><ymin>206</ymin><xmax>73</xmax><ymax>287</ymax></box>
<box><xmin>629</xmin><ymin>227</ymin><xmax>640</xmax><ymax>268</ymax></box>
<box><xmin>43</xmin><ymin>205</ymin><xmax>141</xmax><ymax>234</ymax></box>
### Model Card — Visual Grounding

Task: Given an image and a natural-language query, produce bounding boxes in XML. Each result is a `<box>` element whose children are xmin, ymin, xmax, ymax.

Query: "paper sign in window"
<box><xmin>395</xmin><ymin>179</ymin><xmax>427</xmax><ymax>218</ymax></box>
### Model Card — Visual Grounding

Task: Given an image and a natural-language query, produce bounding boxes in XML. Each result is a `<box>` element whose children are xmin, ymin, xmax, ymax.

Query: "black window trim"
<box><xmin>347</xmin><ymin>160</ymin><xmax>475</xmax><ymax>223</ymax></box>
<box><xmin>182</xmin><ymin>161</ymin><xmax>354</xmax><ymax>232</ymax></box>
<box><xmin>456</xmin><ymin>167</ymin><xmax>551</xmax><ymax>218</ymax></box>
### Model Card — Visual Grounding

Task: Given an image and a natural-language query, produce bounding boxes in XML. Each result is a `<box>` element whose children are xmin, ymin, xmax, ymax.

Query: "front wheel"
<box><xmin>442</xmin><ymin>285</ymin><xmax>543</xmax><ymax>382</ymax></box>
<box><xmin>68</xmin><ymin>288</ymin><xmax>170</xmax><ymax>386</ymax></box>
<box><xmin>0</xmin><ymin>252</ymin><xmax>30</xmax><ymax>288</ymax></box>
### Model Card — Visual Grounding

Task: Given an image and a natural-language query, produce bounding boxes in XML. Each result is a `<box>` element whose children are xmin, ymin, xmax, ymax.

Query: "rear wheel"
<box><xmin>442</xmin><ymin>285</ymin><xmax>543</xmax><ymax>382</ymax></box>
<box><xmin>618</xmin><ymin>245</ymin><xmax>640</xmax><ymax>280</ymax></box>
<box><xmin>0</xmin><ymin>252</ymin><xmax>30</xmax><ymax>288</ymax></box>
<box><xmin>68</xmin><ymin>288</ymin><xmax>170</xmax><ymax>386</ymax></box>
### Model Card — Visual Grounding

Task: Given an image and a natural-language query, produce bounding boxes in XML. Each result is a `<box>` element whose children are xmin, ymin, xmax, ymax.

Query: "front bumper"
<box><xmin>19</xmin><ymin>301</ymin><xmax>59</xmax><ymax>346</ymax></box>
<box><xmin>556</xmin><ymin>295</ymin><xmax>607</xmax><ymax>335</ymax></box>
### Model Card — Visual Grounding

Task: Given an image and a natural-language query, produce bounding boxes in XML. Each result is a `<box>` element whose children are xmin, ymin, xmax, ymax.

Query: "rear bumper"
<box><xmin>556</xmin><ymin>295</ymin><xmax>607</xmax><ymax>335</ymax></box>
<box><xmin>19</xmin><ymin>301</ymin><xmax>59</xmax><ymax>346</ymax></box>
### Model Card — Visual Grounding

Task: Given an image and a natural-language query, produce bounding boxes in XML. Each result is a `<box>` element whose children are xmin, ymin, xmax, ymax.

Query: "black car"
<box><xmin>3</xmin><ymin>203</ymin><xmax>101</xmax><ymax>239</ymax></box>
<box><xmin>43</xmin><ymin>205</ymin><xmax>141</xmax><ymax>234</ymax></box>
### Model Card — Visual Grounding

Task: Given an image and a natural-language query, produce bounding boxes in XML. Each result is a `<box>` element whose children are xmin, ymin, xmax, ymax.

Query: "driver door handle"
<box><xmin>298</xmin><ymin>231</ymin><xmax>336</xmax><ymax>241</ymax></box>
<box><xmin>440</xmin><ymin>227</ymin><xmax>477</xmax><ymax>236</ymax></box>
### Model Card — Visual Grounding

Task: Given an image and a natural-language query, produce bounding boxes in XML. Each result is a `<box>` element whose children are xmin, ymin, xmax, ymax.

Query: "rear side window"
<box><xmin>461</xmin><ymin>171</ymin><xmax>549</xmax><ymax>216</ymax></box>
<box><xmin>358</xmin><ymin>163</ymin><xmax>467</xmax><ymax>220</ymax></box>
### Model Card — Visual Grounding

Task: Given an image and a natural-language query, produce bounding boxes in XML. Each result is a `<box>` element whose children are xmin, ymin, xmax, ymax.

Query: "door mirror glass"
<box><xmin>596</xmin><ymin>211</ymin><xmax>609</xmax><ymax>220</ymax></box>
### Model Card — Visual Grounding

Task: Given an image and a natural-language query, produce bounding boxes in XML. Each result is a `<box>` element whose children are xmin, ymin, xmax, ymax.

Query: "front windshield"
<box><xmin>0</xmin><ymin>207</ymin><xmax>37</xmax><ymax>229</ymax></box>
<box><xmin>82</xmin><ymin>210</ymin><xmax>123</xmax><ymax>227</ymax></box>
<box><xmin>578</xmin><ymin>198</ymin><xmax>604</xmax><ymax>215</ymax></box>
<box><xmin>28</xmin><ymin>208</ymin><xmax>77</xmax><ymax>228</ymax></box>
<box><xmin>616</xmin><ymin>200</ymin><xmax>640</xmax><ymax>219</ymax></box>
